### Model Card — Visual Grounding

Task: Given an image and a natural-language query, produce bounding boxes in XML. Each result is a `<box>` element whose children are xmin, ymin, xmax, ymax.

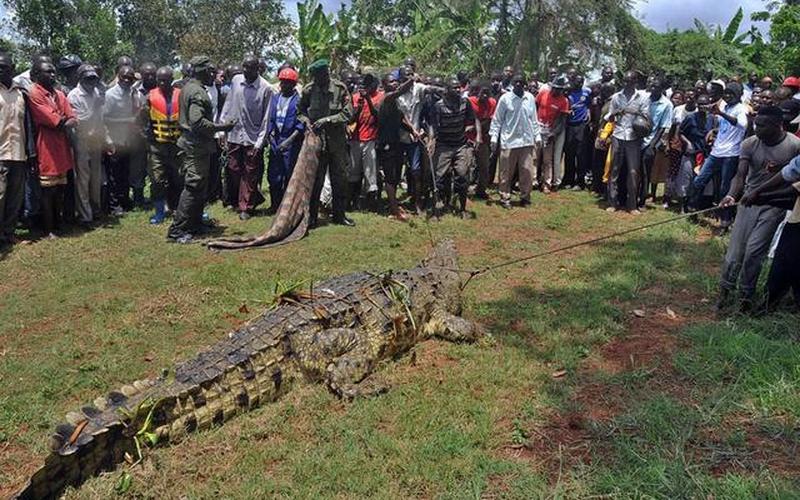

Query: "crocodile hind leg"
<box><xmin>295</xmin><ymin>328</ymin><xmax>387</xmax><ymax>400</ymax></box>
<box><xmin>424</xmin><ymin>310</ymin><xmax>484</xmax><ymax>343</ymax></box>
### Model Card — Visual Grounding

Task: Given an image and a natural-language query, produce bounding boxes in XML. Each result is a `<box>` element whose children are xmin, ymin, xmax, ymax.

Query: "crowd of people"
<box><xmin>1</xmin><ymin>50</ymin><xmax>799</xmax><ymax>312</ymax></box>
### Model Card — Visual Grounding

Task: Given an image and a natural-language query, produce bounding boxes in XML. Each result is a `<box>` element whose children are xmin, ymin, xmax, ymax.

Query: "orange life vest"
<box><xmin>148</xmin><ymin>88</ymin><xmax>181</xmax><ymax>143</ymax></box>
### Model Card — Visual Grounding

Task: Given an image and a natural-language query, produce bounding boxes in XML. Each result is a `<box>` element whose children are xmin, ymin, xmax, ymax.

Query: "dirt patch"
<box><xmin>0</xmin><ymin>441</ymin><xmax>41</xmax><ymax>499</ymax></box>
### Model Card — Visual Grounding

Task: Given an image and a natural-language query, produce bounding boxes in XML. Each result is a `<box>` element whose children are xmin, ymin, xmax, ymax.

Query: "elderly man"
<box><xmin>103</xmin><ymin>65</ymin><xmax>138</xmax><ymax>215</ymax></box>
<box><xmin>299</xmin><ymin>59</ymin><xmax>354</xmax><ymax>227</ymax></box>
<box><xmin>219</xmin><ymin>55</ymin><xmax>273</xmax><ymax>220</ymax></box>
<box><xmin>68</xmin><ymin>64</ymin><xmax>111</xmax><ymax>224</ymax></box>
<box><xmin>490</xmin><ymin>73</ymin><xmax>541</xmax><ymax>208</ymax></box>
<box><xmin>168</xmin><ymin>56</ymin><xmax>235</xmax><ymax>243</ymax></box>
<box><xmin>0</xmin><ymin>51</ymin><xmax>33</xmax><ymax>247</ymax></box>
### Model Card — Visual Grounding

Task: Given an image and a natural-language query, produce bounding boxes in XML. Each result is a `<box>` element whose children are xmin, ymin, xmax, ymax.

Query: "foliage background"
<box><xmin>1</xmin><ymin>0</ymin><xmax>799</xmax><ymax>81</ymax></box>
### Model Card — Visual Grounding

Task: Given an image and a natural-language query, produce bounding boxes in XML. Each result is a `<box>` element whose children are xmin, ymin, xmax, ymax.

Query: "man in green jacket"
<box><xmin>299</xmin><ymin>59</ymin><xmax>355</xmax><ymax>227</ymax></box>
<box><xmin>168</xmin><ymin>56</ymin><xmax>234</xmax><ymax>243</ymax></box>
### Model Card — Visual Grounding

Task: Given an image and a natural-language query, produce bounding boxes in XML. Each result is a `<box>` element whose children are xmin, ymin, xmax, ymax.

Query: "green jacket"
<box><xmin>298</xmin><ymin>78</ymin><xmax>353</xmax><ymax>134</ymax></box>
<box><xmin>178</xmin><ymin>78</ymin><xmax>216</xmax><ymax>152</ymax></box>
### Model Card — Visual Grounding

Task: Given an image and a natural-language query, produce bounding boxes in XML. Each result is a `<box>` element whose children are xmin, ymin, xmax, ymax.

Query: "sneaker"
<box><xmin>500</xmin><ymin>199</ymin><xmax>512</xmax><ymax>210</ymax></box>
<box><xmin>630</xmin><ymin>209</ymin><xmax>642</xmax><ymax>215</ymax></box>
<box><xmin>662</xmin><ymin>202</ymin><xmax>670</xmax><ymax>209</ymax></box>
<box><xmin>605</xmin><ymin>207</ymin><xmax>617</xmax><ymax>213</ymax></box>
<box><xmin>239</xmin><ymin>211</ymin><xmax>251</xmax><ymax>221</ymax></box>
<box><xmin>167</xmin><ymin>233</ymin><xmax>194</xmax><ymax>244</ymax></box>
<box><xmin>542</xmin><ymin>186</ymin><xmax>551</xmax><ymax>194</ymax></box>
<box><xmin>459</xmin><ymin>210</ymin><xmax>471</xmax><ymax>220</ymax></box>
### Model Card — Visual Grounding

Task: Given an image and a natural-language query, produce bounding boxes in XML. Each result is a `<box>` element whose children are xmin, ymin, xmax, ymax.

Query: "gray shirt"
<box><xmin>103</xmin><ymin>83</ymin><xmax>138</xmax><ymax>149</ymax></box>
<box><xmin>68</xmin><ymin>84</ymin><xmax>109</xmax><ymax>147</ymax></box>
<box><xmin>219</xmin><ymin>74</ymin><xmax>272</xmax><ymax>149</ymax></box>
<box><xmin>605</xmin><ymin>89</ymin><xmax>651</xmax><ymax>142</ymax></box>
<box><xmin>740</xmin><ymin>133</ymin><xmax>800</xmax><ymax>195</ymax></box>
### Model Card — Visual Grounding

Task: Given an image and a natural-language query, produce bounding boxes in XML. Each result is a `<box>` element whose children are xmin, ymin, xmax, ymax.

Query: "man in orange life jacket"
<box><xmin>141</xmin><ymin>66</ymin><xmax>183</xmax><ymax>224</ymax></box>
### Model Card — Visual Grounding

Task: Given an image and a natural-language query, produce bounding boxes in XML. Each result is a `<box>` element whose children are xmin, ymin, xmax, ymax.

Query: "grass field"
<box><xmin>1</xmin><ymin>191</ymin><xmax>798</xmax><ymax>499</ymax></box>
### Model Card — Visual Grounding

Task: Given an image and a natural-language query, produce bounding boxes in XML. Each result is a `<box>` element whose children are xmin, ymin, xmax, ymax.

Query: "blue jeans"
<box><xmin>691</xmin><ymin>154</ymin><xmax>738</xmax><ymax>221</ymax></box>
<box><xmin>403</xmin><ymin>141</ymin><xmax>422</xmax><ymax>173</ymax></box>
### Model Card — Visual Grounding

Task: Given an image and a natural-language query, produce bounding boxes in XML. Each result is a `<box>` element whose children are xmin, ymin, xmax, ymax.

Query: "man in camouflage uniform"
<box><xmin>167</xmin><ymin>56</ymin><xmax>234</xmax><ymax>243</ymax></box>
<box><xmin>298</xmin><ymin>59</ymin><xmax>355</xmax><ymax>227</ymax></box>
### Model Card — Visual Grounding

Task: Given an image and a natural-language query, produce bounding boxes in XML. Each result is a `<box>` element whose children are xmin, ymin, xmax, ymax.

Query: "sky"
<box><xmin>282</xmin><ymin>0</ymin><xmax>771</xmax><ymax>34</ymax></box>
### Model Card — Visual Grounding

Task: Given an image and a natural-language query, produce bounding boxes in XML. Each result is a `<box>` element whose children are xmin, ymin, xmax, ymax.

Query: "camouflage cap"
<box><xmin>189</xmin><ymin>56</ymin><xmax>212</xmax><ymax>73</ymax></box>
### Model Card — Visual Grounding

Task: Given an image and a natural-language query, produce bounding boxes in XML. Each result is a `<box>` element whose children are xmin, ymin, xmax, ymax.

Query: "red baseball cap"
<box><xmin>278</xmin><ymin>67</ymin><xmax>299</xmax><ymax>82</ymax></box>
<box><xmin>782</xmin><ymin>76</ymin><xmax>800</xmax><ymax>88</ymax></box>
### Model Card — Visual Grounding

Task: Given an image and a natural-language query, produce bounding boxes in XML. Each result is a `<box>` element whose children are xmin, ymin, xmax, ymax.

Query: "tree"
<box><xmin>769</xmin><ymin>3</ymin><xmax>800</xmax><ymax>74</ymax></box>
<box><xmin>2</xmin><ymin>0</ymin><xmax>131</xmax><ymax>70</ymax></box>
<box><xmin>178</xmin><ymin>0</ymin><xmax>294</xmax><ymax>67</ymax></box>
<box><xmin>114</xmin><ymin>0</ymin><xmax>189</xmax><ymax>65</ymax></box>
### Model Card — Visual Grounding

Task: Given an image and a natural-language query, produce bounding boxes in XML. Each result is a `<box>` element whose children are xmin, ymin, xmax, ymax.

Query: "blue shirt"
<box><xmin>642</xmin><ymin>94</ymin><xmax>673</xmax><ymax>148</ymax></box>
<box><xmin>567</xmin><ymin>88</ymin><xmax>591</xmax><ymax>125</ymax></box>
<box><xmin>489</xmin><ymin>90</ymin><xmax>541</xmax><ymax>150</ymax></box>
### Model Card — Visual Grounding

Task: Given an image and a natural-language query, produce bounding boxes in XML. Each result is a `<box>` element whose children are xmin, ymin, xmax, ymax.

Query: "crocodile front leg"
<box><xmin>295</xmin><ymin>328</ymin><xmax>387</xmax><ymax>400</ymax></box>
<box><xmin>423</xmin><ymin>310</ymin><xmax>484</xmax><ymax>343</ymax></box>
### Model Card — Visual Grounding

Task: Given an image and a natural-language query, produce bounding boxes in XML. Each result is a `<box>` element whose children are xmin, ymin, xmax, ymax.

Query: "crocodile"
<box><xmin>15</xmin><ymin>240</ymin><xmax>482</xmax><ymax>499</ymax></box>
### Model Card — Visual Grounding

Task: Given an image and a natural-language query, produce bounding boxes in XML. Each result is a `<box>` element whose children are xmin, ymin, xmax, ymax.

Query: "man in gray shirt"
<box><xmin>218</xmin><ymin>55</ymin><xmax>272</xmax><ymax>220</ymax></box>
<box><xmin>718</xmin><ymin>105</ymin><xmax>800</xmax><ymax>311</ymax></box>
<box><xmin>605</xmin><ymin>70</ymin><xmax>650</xmax><ymax>213</ymax></box>
<box><xmin>68</xmin><ymin>64</ymin><xmax>111</xmax><ymax>224</ymax></box>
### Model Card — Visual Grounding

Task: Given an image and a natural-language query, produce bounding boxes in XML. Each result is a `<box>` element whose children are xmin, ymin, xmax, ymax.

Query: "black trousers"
<box><xmin>106</xmin><ymin>151</ymin><xmax>132</xmax><ymax>211</ymax></box>
<box><xmin>766</xmin><ymin>222</ymin><xmax>800</xmax><ymax>310</ymax></box>
<box><xmin>309</xmin><ymin>136</ymin><xmax>349</xmax><ymax>224</ymax></box>
<box><xmin>608</xmin><ymin>137</ymin><xmax>642</xmax><ymax>210</ymax></box>
<box><xmin>40</xmin><ymin>185</ymin><xmax>65</xmax><ymax>234</ymax></box>
<box><xmin>563</xmin><ymin>123</ymin><xmax>589</xmax><ymax>187</ymax></box>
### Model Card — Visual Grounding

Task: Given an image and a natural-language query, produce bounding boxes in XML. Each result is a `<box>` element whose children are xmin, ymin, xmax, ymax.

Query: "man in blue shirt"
<box><xmin>563</xmin><ymin>75</ymin><xmax>591</xmax><ymax>190</ymax></box>
<box><xmin>640</xmin><ymin>78</ymin><xmax>673</xmax><ymax>207</ymax></box>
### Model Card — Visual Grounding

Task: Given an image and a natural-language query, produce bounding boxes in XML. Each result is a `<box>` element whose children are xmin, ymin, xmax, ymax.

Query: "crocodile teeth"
<box><xmin>133</xmin><ymin>380</ymin><xmax>150</xmax><ymax>392</ymax></box>
<box><xmin>94</xmin><ymin>397</ymin><xmax>108</xmax><ymax>411</ymax></box>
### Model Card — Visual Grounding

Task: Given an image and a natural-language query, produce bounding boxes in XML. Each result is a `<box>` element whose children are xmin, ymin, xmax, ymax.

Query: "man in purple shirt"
<box><xmin>219</xmin><ymin>55</ymin><xmax>273</xmax><ymax>220</ymax></box>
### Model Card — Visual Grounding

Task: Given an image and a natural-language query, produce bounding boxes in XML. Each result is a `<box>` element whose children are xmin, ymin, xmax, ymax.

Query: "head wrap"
<box><xmin>308</xmin><ymin>59</ymin><xmax>330</xmax><ymax>74</ymax></box>
<box><xmin>278</xmin><ymin>67</ymin><xmax>299</xmax><ymax>82</ymax></box>
<box><xmin>189</xmin><ymin>56</ymin><xmax>211</xmax><ymax>73</ymax></box>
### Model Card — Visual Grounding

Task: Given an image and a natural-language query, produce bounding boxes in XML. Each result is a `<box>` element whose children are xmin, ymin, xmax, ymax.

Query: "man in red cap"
<box><xmin>265</xmin><ymin>65</ymin><xmax>304</xmax><ymax>212</ymax></box>
<box><xmin>782</xmin><ymin>76</ymin><xmax>800</xmax><ymax>101</ymax></box>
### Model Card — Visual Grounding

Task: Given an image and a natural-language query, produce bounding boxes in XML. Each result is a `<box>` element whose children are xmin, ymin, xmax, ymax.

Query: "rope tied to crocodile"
<box><xmin>438</xmin><ymin>204</ymin><xmax>735</xmax><ymax>291</ymax></box>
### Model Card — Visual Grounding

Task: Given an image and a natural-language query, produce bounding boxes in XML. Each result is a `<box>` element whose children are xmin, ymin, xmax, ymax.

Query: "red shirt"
<box><xmin>29</xmin><ymin>83</ymin><xmax>75</xmax><ymax>177</ymax></box>
<box><xmin>535</xmin><ymin>89</ymin><xmax>570</xmax><ymax>128</ymax></box>
<box><xmin>467</xmin><ymin>96</ymin><xmax>496</xmax><ymax>143</ymax></box>
<box><xmin>352</xmin><ymin>90</ymin><xmax>384</xmax><ymax>142</ymax></box>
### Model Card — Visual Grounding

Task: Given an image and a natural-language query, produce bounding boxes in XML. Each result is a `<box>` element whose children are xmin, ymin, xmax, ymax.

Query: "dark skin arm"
<box><xmin>720</xmin><ymin>157</ymin><xmax>752</xmax><ymax>206</ymax></box>
<box><xmin>740</xmin><ymin>171</ymin><xmax>792</xmax><ymax>206</ymax></box>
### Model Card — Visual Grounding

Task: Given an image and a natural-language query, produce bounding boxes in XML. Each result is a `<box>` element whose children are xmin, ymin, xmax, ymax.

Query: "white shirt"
<box><xmin>489</xmin><ymin>90</ymin><xmax>541</xmax><ymax>150</ymax></box>
<box><xmin>711</xmin><ymin>102</ymin><xmax>748</xmax><ymax>158</ymax></box>
<box><xmin>0</xmin><ymin>82</ymin><xmax>26</xmax><ymax>162</ymax></box>
<box><xmin>396</xmin><ymin>82</ymin><xmax>428</xmax><ymax>143</ymax></box>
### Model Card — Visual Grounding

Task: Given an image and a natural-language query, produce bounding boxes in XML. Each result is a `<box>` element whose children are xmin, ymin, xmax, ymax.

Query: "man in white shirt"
<box><xmin>489</xmin><ymin>73</ymin><xmax>542</xmax><ymax>209</ymax></box>
<box><xmin>68</xmin><ymin>65</ymin><xmax>111</xmax><ymax>224</ymax></box>
<box><xmin>691</xmin><ymin>82</ymin><xmax>749</xmax><ymax>228</ymax></box>
<box><xmin>396</xmin><ymin>66</ymin><xmax>428</xmax><ymax>215</ymax></box>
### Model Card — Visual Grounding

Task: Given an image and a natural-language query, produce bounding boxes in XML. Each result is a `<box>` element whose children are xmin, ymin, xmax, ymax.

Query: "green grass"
<box><xmin>1</xmin><ymin>191</ymin><xmax>798</xmax><ymax>498</ymax></box>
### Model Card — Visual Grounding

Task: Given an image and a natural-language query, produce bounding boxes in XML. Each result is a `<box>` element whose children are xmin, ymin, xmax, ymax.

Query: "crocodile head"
<box><xmin>422</xmin><ymin>239</ymin><xmax>464</xmax><ymax>315</ymax></box>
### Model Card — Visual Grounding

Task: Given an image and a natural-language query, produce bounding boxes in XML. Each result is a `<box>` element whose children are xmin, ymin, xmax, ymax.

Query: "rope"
<box><xmin>441</xmin><ymin>204</ymin><xmax>735</xmax><ymax>290</ymax></box>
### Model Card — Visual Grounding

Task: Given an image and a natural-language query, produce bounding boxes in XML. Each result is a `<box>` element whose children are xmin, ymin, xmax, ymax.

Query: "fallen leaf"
<box><xmin>551</xmin><ymin>370</ymin><xmax>567</xmax><ymax>379</ymax></box>
<box><xmin>238</xmin><ymin>304</ymin><xmax>249</xmax><ymax>314</ymax></box>
<box><xmin>633</xmin><ymin>309</ymin><xmax>646</xmax><ymax>318</ymax></box>
<box><xmin>666</xmin><ymin>307</ymin><xmax>678</xmax><ymax>320</ymax></box>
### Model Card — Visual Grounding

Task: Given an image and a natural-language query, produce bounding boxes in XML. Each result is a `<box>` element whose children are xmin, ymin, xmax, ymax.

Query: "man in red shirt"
<box><xmin>536</xmin><ymin>75</ymin><xmax>571</xmax><ymax>193</ymax></box>
<box><xmin>28</xmin><ymin>60</ymin><xmax>76</xmax><ymax>238</ymax></box>
<box><xmin>468</xmin><ymin>82</ymin><xmax>497</xmax><ymax>199</ymax></box>
<box><xmin>348</xmin><ymin>74</ymin><xmax>383</xmax><ymax>211</ymax></box>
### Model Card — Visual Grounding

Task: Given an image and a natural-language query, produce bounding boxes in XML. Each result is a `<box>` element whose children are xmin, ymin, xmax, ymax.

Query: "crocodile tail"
<box><xmin>16</xmin><ymin>342</ymin><xmax>293</xmax><ymax>499</ymax></box>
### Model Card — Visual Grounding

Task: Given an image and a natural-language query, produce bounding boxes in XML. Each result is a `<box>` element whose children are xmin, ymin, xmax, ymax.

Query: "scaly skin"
<box><xmin>15</xmin><ymin>240</ymin><xmax>482</xmax><ymax>499</ymax></box>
